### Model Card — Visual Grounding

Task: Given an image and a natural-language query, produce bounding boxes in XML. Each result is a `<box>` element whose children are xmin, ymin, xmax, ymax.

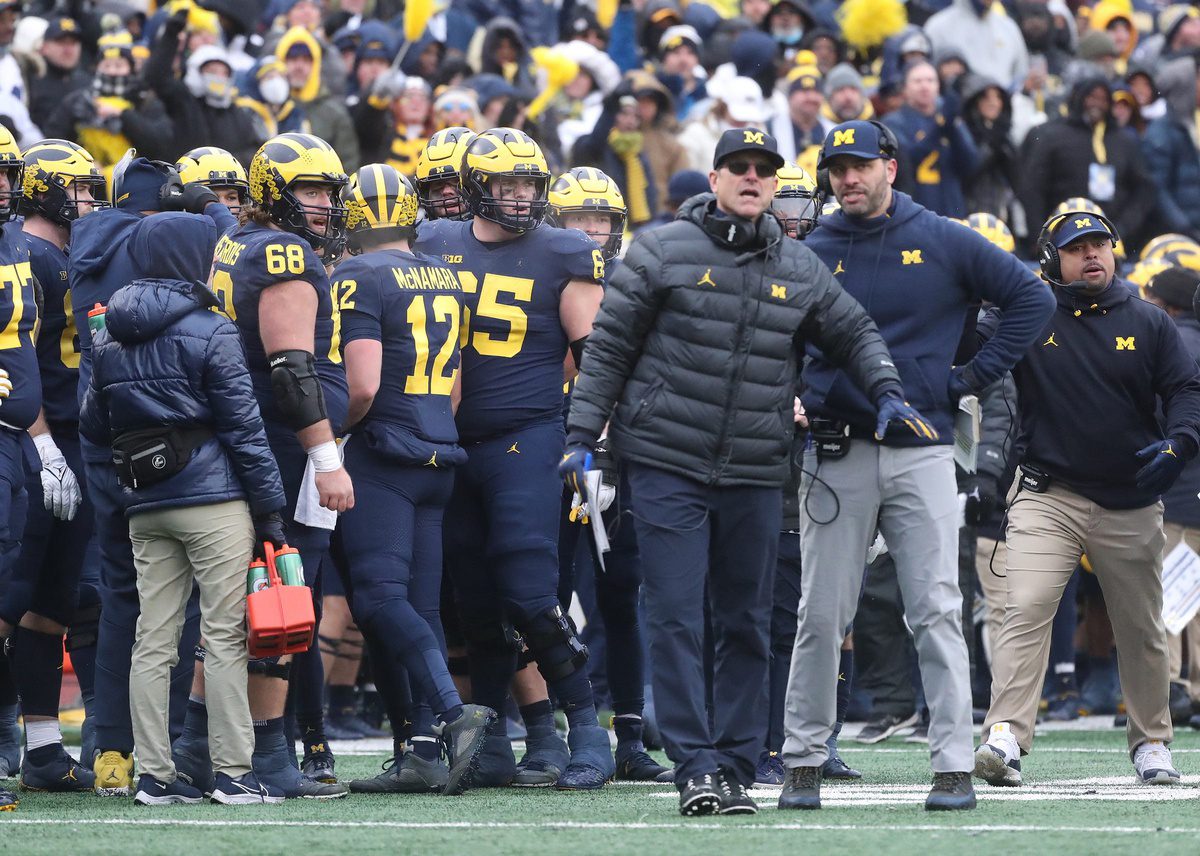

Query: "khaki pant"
<box><xmin>1165</xmin><ymin>522</ymin><xmax>1200</xmax><ymax>699</ymax></box>
<box><xmin>976</xmin><ymin>536</ymin><xmax>1008</xmax><ymax>665</ymax></box>
<box><xmin>984</xmin><ymin>482</ymin><xmax>1170</xmax><ymax>754</ymax></box>
<box><xmin>129</xmin><ymin>500</ymin><xmax>255</xmax><ymax>781</ymax></box>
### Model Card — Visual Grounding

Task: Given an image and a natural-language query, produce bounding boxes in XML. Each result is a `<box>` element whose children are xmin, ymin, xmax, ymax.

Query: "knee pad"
<box><xmin>248</xmin><ymin>657</ymin><xmax>291</xmax><ymax>680</ymax></box>
<box><xmin>520</xmin><ymin>605</ymin><xmax>588</xmax><ymax>682</ymax></box>
<box><xmin>460</xmin><ymin>615</ymin><xmax>516</xmax><ymax>651</ymax></box>
<box><xmin>65</xmin><ymin>602</ymin><xmax>102</xmax><ymax>651</ymax></box>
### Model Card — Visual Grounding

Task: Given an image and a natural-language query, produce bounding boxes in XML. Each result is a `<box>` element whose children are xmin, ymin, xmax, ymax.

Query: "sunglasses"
<box><xmin>438</xmin><ymin>99</ymin><xmax>475</xmax><ymax>112</ymax></box>
<box><xmin>723</xmin><ymin>159</ymin><xmax>777</xmax><ymax>178</ymax></box>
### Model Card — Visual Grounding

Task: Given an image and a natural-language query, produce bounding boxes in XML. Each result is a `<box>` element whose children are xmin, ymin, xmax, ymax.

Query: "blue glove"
<box><xmin>1135</xmin><ymin>439</ymin><xmax>1187</xmax><ymax>494</ymax></box>
<box><xmin>875</xmin><ymin>393</ymin><xmax>939</xmax><ymax>441</ymax></box>
<box><xmin>948</xmin><ymin>366</ymin><xmax>973</xmax><ymax>401</ymax></box>
<box><xmin>558</xmin><ymin>444</ymin><xmax>593</xmax><ymax>496</ymax></box>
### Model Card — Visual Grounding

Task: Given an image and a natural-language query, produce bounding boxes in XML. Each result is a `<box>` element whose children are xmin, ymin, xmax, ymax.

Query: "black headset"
<box><xmin>1037</xmin><ymin>211</ymin><xmax>1120</xmax><ymax>284</ymax></box>
<box><xmin>816</xmin><ymin>120</ymin><xmax>900</xmax><ymax>197</ymax></box>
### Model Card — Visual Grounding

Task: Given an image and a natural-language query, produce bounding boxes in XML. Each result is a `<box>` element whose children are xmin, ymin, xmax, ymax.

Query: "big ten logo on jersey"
<box><xmin>0</xmin><ymin>261</ymin><xmax>35</xmax><ymax>350</ymax></box>
<box><xmin>442</xmin><ymin>254</ymin><xmax>463</xmax><ymax>264</ymax></box>
<box><xmin>455</xmin><ymin>271</ymin><xmax>531</xmax><ymax>359</ymax></box>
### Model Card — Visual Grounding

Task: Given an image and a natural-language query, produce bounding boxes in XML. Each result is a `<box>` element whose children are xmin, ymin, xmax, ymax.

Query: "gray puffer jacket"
<box><xmin>568</xmin><ymin>194</ymin><xmax>904</xmax><ymax>488</ymax></box>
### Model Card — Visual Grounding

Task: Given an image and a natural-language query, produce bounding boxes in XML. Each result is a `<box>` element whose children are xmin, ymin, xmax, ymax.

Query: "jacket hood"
<box><xmin>1067</xmin><ymin>75</ymin><xmax>1112</xmax><ymax>124</ymax></box>
<box><xmin>626</xmin><ymin>69</ymin><xmax>675</xmax><ymax>122</ymax></box>
<box><xmin>1090</xmin><ymin>1</ymin><xmax>1138</xmax><ymax>59</ymax></box>
<box><xmin>130</xmin><ymin>214</ymin><xmax>219</xmax><ymax>283</ymax></box>
<box><xmin>814</xmin><ymin>189</ymin><xmax>924</xmax><ymax>235</ymax></box>
<box><xmin>678</xmin><ymin>193</ymin><xmax>785</xmax><ymax>248</ymax></box>
<box><xmin>1156</xmin><ymin>55</ymin><xmax>1197</xmax><ymax>118</ymax></box>
<box><xmin>69</xmin><ymin>206</ymin><xmax>143</xmax><ymax>277</ymax></box>
<box><xmin>398</xmin><ymin>30</ymin><xmax>445</xmax><ymax>76</ymax></box>
<box><xmin>1056</xmin><ymin>277</ymin><xmax>1131</xmax><ymax>313</ymax></box>
<box><xmin>105</xmin><ymin>278</ymin><xmax>218</xmax><ymax>343</ymax></box>
<box><xmin>962</xmin><ymin>72</ymin><xmax>1013</xmax><ymax>122</ymax></box>
<box><xmin>276</xmin><ymin>25</ymin><xmax>322</xmax><ymax>103</ymax></box>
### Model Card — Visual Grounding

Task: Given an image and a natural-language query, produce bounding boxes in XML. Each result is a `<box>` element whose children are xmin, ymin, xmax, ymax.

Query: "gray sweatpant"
<box><xmin>781</xmin><ymin>441</ymin><xmax>974</xmax><ymax>773</ymax></box>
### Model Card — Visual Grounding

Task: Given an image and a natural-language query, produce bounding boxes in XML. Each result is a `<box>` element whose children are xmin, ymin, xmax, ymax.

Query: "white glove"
<box><xmin>33</xmin><ymin>432</ymin><xmax>82</xmax><ymax>521</ymax></box>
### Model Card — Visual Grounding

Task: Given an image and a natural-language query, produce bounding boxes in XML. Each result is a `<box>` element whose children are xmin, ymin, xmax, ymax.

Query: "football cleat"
<box><xmin>514</xmin><ymin>728</ymin><xmax>569</xmax><ymax>787</ymax></box>
<box><xmin>614</xmin><ymin>744</ymin><xmax>672</xmax><ymax>782</ymax></box>
<box><xmin>820</xmin><ymin>744</ymin><xmax>862</xmax><ymax>780</ymax></box>
<box><xmin>21</xmin><ymin>746</ymin><xmax>95</xmax><ymax>792</ymax></box>
<box><xmin>1133</xmin><ymin>740</ymin><xmax>1180</xmax><ymax>785</ymax></box>
<box><xmin>555</xmin><ymin>725</ymin><xmax>615</xmax><ymax>790</ymax></box>
<box><xmin>716</xmin><ymin>769</ymin><xmax>758</xmax><ymax>815</ymax></box>
<box><xmin>473</xmin><ymin>733</ymin><xmax>517</xmax><ymax>788</ymax></box>
<box><xmin>93</xmin><ymin>750</ymin><xmax>134</xmax><ymax>796</ymax></box>
<box><xmin>349</xmin><ymin>753</ymin><xmax>448</xmax><ymax>794</ymax></box>
<box><xmin>133</xmin><ymin>774</ymin><xmax>203</xmax><ymax>806</ymax></box>
<box><xmin>301</xmin><ymin>749</ymin><xmax>337</xmax><ymax>785</ymax></box>
<box><xmin>436</xmin><ymin>704</ymin><xmax>497</xmax><ymax>796</ymax></box>
<box><xmin>678</xmin><ymin>773</ymin><xmax>721</xmax><ymax>817</ymax></box>
<box><xmin>210</xmin><ymin>771</ymin><xmax>285</xmax><ymax>805</ymax></box>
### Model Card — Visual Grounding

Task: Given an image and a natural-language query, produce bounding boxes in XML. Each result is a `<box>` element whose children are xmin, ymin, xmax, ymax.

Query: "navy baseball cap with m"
<box><xmin>1047</xmin><ymin>212</ymin><xmax>1117</xmax><ymax>248</ymax></box>
<box><xmin>818</xmin><ymin>120</ymin><xmax>895</xmax><ymax>168</ymax></box>
<box><xmin>713</xmin><ymin>127</ymin><xmax>786</xmax><ymax>170</ymax></box>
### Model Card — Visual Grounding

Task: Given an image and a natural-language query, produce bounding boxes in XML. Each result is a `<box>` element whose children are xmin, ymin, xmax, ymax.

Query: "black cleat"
<box><xmin>716</xmin><ymin>770</ymin><xmax>758</xmax><ymax>815</ymax></box>
<box><xmin>349</xmin><ymin>753</ymin><xmax>448</xmax><ymax>793</ymax></box>
<box><xmin>851</xmin><ymin>712</ymin><xmax>918</xmax><ymax>744</ymax></box>
<box><xmin>301</xmin><ymin>750</ymin><xmax>337</xmax><ymax>784</ymax></box>
<box><xmin>614</xmin><ymin>745</ymin><xmax>672</xmax><ymax>782</ymax></box>
<box><xmin>925</xmin><ymin>771</ymin><xmax>976</xmax><ymax>810</ymax></box>
<box><xmin>778</xmin><ymin>765</ymin><xmax>821</xmax><ymax>810</ymax></box>
<box><xmin>436</xmin><ymin>704</ymin><xmax>497</xmax><ymax>796</ymax></box>
<box><xmin>820</xmin><ymin>747</ymin><xmax>862</xmax><ymax>780</ymax></box>
<box><xmin>678</xmin><ymin>773</ymin><xmax>721</xmax><ymax>816</ymax></box>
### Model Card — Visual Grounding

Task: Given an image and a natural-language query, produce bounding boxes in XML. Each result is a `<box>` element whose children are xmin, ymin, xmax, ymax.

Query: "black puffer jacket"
<box><xmin>568</xmin><ymin>194</ymin><xmax>904</xmax><ymax>488</ymax></box>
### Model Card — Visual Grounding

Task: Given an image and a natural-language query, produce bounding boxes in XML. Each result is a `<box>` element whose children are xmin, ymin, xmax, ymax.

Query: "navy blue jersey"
<box><xmin>335</xmin><ymin>249</ymin><xmax>463</xmax><ymax>441</ymax></box>
<box><xmin>212</xmin><ymin>223</ymin><xmax>349</xmax><ymax>442</ymax></box>
<box><xmin>0</xmin><ymin>222</ymin><xmax>41</xmax><ymax>430</ymax></box>
<box><xmin>414</xmin><ymin>219</ymin><xmax>604</xmax><ymax>441</ymax></box>
<box><xmin>27</xmin><ymin>233</ymin><xmax>78</xmax><ymax>426</ymax></box>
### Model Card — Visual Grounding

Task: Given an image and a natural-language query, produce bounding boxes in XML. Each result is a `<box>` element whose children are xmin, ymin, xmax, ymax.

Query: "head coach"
<box><xmin>561</xmin><ymin>127</ymin><xmax>936</xmax><ymax>816</ymax></box>
<box><xmin>779</xmin><ymin>120</ymin><xmax>1054</xmax><ymax>811</ymax></box>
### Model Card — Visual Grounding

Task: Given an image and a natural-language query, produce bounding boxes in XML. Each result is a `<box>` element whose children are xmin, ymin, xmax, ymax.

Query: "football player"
<box><xmin>415</xmin><ymin>127</ymin><xmax>475</xmax><ymax>221</ymax></box>
<box><xmin>199</xmin><ymin>132</ymin><xmax>351</xmax><ymax>800</ymax></box>
<box><xmin>331</xmin><ymin>164</ymin><xmax>497</xmax><ymax>795</ymax></box>
<box><xmin>771</xmin><ymin>164</ymin><xmax>821</xmax><ymax>240</ymax></box>
<box><xmin>414</xmin><ymin>128</ymin><xmax>614</xmax><ymax>789</ymax></box>
<box><xmin>0</xmin><ymin>128</ymin><xmax>43</xmax><ymax>810</ymax></box>
<box><xmin>548</xmin><ymin>167</ymin><xmax>670</xmax><ymax>783</ymax></box>
<box><xmin>176</xmin><ymin>146</ymin><xmax>249</xmax><ymax>216</ymax></box>
<box><xmin>0</xmin><ymin>140</ymin><xmax>104</xmax><ymax>793</ymax></box>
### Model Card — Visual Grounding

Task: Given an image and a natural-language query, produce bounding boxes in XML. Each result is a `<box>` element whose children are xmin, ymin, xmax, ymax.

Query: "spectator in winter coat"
<box><xmin>1142</xmin><ymin>57</ymin><xmax>1200</xmax><ymax>241</ymax></box>
<box><xmin>278</xmin><ymin>26</ymin><xmax>360</xmax><ymax>172</ymax></box>
<box><xmin>27</xmin><ymin>16</ymin><xmax>91</xmax><ymax>130</ymax></box>
<box><xmin>961</xmin><ymin>74</ymin><xmax>1019</xmax><ymax>220</ymax></box>
<box><xmin>924</xmin><ymin>0</ymin><xmax>1029</xmax><ymax>91</ymax></box>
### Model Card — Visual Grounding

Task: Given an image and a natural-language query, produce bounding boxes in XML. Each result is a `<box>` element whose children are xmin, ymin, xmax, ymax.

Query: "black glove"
<box><xmin>875</xmin><ymin>393</ymin><xmax>939</xmax><ymax>441</ymax></box>
<box><xmin>163</xmin><ymin>182</ymin><xmax>218</xmax><ymax>214</ymax></box>
<box><xmin>253</xmin><ymin>512</ymin><xmax>287</xmax><ymax>558</ymax></box>
<box><xmin>1135</xmin><ymin>439</ymin><xmax>1188</xmax><ymax>495</ymax></box>
<box><xmin>962</xmin><ymin>474</ymin><xmax>998</xmax><ymax>527</ymax></box>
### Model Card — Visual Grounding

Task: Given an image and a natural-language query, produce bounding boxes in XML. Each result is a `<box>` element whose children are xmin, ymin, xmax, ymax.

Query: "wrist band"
<box><xmin>307</xmin><ymin>440</ymin><xmax>342</xmax><ymax>473</ymax></box>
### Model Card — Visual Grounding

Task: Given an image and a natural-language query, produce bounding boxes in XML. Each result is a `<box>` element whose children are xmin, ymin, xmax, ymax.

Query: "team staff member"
<box><xmin>565</xmin><ymin>127</ymin><xmax>922</xmax><ymax>817</ymax></box>
<box><xmin>780</xmin><ymin>120</ymin><xmax>1053</xmax><ymax>812</ymax></box>
<box><xmin>975</xmin><ymin>213</ymin><xmax>1200</xmax><ymax>788</ymax></box>
<box><xmin>332</xmin><ymin>165</ymin><xmax>496</xmax><ymax>797</ymax></box>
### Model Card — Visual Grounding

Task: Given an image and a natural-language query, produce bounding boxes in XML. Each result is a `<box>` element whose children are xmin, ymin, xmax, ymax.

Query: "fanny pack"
<box><xmin>112</xmin><ymin>425</ymin><xmax>214</xmax><ymax>490</ymax></box>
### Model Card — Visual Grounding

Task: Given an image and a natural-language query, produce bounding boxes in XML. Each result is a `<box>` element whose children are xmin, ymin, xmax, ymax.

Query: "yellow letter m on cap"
<box><xmin>833</xmin><ymin>129</ymin><xmax>855</xmax><ymax>146</ymax></box>
<box><xmin>1116</xmin><ymin>336</ymin><xmax>1135</xmax><ymax>350</ymax></box>
<box><xmin>1075</xmin><ymin>217</ymin><xmax>1093</xmax><ymax>228</ymax></box>
<box><xmin>743</xmin><ymin>130</ymin><xmax>764</xmax><ymax>145</ymax></box>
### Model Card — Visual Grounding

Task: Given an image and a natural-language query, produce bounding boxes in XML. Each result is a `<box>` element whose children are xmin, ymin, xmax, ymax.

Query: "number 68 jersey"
<box><xmin>210</xmin><ymin>221</ymin><xmax>349</xmax><ymax>441</ymax></box>
<box><xmin>414</xmin><ymin>218</ymin><xmax>604</xmax><ymax>442</ymax></box>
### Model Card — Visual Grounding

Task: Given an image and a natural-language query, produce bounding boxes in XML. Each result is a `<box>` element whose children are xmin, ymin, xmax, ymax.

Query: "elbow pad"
<box><xmin>269</xmin><ymin>349</ymin><xmax>328</xmax><ymax>431</ymax></box>
<box><xmin>570</xmin><ymin>335</ymin><xmax>588</xmax><ymax>369</ymax></box>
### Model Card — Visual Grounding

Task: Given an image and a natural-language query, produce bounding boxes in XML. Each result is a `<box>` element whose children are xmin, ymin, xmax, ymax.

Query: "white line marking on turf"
<box><xmin>4</xmin><ymin>819</ymin><xmax>1200</xmax><ymax>834</ymax></box>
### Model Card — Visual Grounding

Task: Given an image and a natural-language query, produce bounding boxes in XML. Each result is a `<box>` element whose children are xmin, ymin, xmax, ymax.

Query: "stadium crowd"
<box><xmin>0</xmin><ymin>0</ymin><xmax>1193</xmax><ymax>819</ymax></box>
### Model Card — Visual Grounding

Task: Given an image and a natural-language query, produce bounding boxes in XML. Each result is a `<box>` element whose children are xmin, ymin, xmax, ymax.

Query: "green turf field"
<box><xmin>6</xmin><ymin>727</ymin><xmax>1200</xmax><ymax>856</ymax></box>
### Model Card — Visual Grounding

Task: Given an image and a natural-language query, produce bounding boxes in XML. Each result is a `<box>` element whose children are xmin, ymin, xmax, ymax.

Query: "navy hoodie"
<box><xmin>983</xmin><ymin>280</ymin><xmax>1200</xmax><ymax>510</ymax></box>
<box><xmin>803</xmin><ymin>192</ymin><xmax>1053</xmax><ymax>443</ymax></box>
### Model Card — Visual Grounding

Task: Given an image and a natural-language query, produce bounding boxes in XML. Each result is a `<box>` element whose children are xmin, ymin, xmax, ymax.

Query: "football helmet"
<box><xmin>1141</xmin><ymin>232</ymin><xmax>1200</xmax><ymax>262</ymax></box>
<box><xmin>966</xmin><ymin>212</ymin><xmax>1015</xmax><ymax>254</ymax></box>
<box><xmin>344</xmin><ymin>163</ymin><xmax>420</xmax><ymax>254</ymax></box>
<box><xmin>772</xmin><ymin>164</ymin><xmax>820</xmax><ymax>239</ymax></box>
<box><xmin>461</xmin><ymin>128</ymin><xmax>550</xmax><ymax>233</ymax></box>
<box><xmin>1050</xmin><ymin>197</ymin><xmax>1125</xmax><ymax>262</ymax></box>
<box><xmin>415</xmin><ymin>126</ymin><xmax>476</xmax><ymax>221</ymax></box>
<box><xmin>0</xmin><ymin>126</ymin><xmax>23</xmax><ymax>224</ymax></box>
<box><xmin>176</xmin><ymin>146</ymin><xmax>249</xmax><ymax>212</ymax></box>
<box><xmin>248</xmin><ymin>133</ymin><xmax>348</xmax><ymax>264</ymax></box>
<box><xmin>19</xmin><ymin>139</ymin><xmax>107</xmax><ymax>227</ymax></box>
<box><xmin>548</xmin><ymin>167</ymin><xmax>627</xmax><ymax>261</ymax></box>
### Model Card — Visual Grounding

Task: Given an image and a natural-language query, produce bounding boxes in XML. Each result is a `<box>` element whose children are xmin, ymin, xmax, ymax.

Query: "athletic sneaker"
<box><xmin>513</xmin><ymin>728</ymin><xmax>568</xmax><ymax>787</ymax></box>
<box><xmin>1043</xmin><ymin>690</ymin><xmax>1082</xmax><ymax>722</ymax></box>
<box><xmin>820</xmin><ymin>745</ymin><xmax>862</xmax><ymax>780</ymax></box>
<box><xmin>436</xmin><ymin>704</ymin><xmax>497</xmax><ymax>796</ymax></box>
<box><xmin>904</xmin><ymin>722</ymin><xmax>930</xmax><ymax>744</ymax></box>
<box><xmin>777</xmin><ymin>765</ymin><xmax>821</xmax><ymax>810</ymax></box>
<box><xmin>20</xmin><ymin>745</ymin><xmax>95</xmax><ymax>792</ymax></box>
<box><xmin>614</xmin><ymin>743</ymin><xmax>672</xmax><ymax>782</ymax></box>
<box><xmin>754</xmin><ymin>750</ymin><xmax>785</xmax><ymax>785</ymax></box>
<box><xmin>253</xmin><ymin>730</ymin><xmax>348</xmax><ymax>799</ymax></box>
<box><xmin>1133</xmin><ymin>740</ymin><xmax>1180</xmax><ymax>785</ymax></box>
<box><xmin>172</xmin><ymin>734</ymin><xmax>214</xmax><ymax>794</ymax></box>
<box><xmin>0</xmin><ymin>787</ymin><xmax>15</xmax><ymax>810</ymax></box>
<box><xmin>349</xmin><ymin>753</ymin><xmax>448</xmax><ymax>793</ymax></box>
<box><xmin>716</xmin><ymin>769</ymin><xmax>758</xmax><ymax>815</ymax></box>
<box><xmin>93</xmin><ymin>750</ymin><xmax>134</xmax><ymax>796</ymax></box>
<box><xmin>851</xmin><ymin>712</ymin><xmax>919</xmax><ymax>744</ymax></box>
<box><xmin>133</xmin><ymin>774</ymin><xmax>203</xmax><ymax>806</ymax></box>
<box><xmin>973</xmin><ymin>722</ymin><xmax>1022</xmax><ymax>787</ymax></box>
<box><xmin>556</xmin><ymin>725</ymin><xmax>615</xmax><ymax>790</ymax></box>
<box><xmin>1169</xmin><ymin>683</ymin><xmax>1193</xmax><ymax>726</ymax></box>
<box><xmin>925</xmin><ymin>772</ymin><xmax>976</xmax><ymax>810</ymax></box>
<box><xmin>301</xmin><ymin>749</ymin><xmax>337</xmax><ymax>785</ymax></box>
<box><xmin>210</xmin><ymin>772</ymin><xmax>285</xmax><ymax>805</ymax></box>
<box><xmin>678</xmin><ymin>773</ymin><xmax>721</xmax><ymax>816</ymax></box>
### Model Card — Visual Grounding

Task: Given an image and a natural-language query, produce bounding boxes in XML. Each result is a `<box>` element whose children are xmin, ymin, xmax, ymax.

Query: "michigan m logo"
<box><xmin>742</xmin><ymin>130</ymin><xmax>765</xmax><ymax>145</ymax></box>
<box><xmin>1116</xmin><ymin>336</ymin><xmax>1135</xmax><ymax>350</ymax></box>
<box><xmin>901</xmin><ymin>250</ymin><xmax>923</xmax><ymax>265</ymax></box>
<box><xmin>770</xmin><ymin>284</ymin><xmax>787</xmax><ymax>299</ymax></box>
<box><xmin>833</xmin><ymin>129</ymin><xmax>855</xmax><ymax>147</ymax></box>
<box><xmin>1074</xmin><ymin>217</ymin><xmax>1092</xmax><ymax>229</ymax></box>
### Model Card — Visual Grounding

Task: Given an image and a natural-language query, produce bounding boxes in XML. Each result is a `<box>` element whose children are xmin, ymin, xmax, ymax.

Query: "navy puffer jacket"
<box><xmin>80</xmin><ymin>215</ymin><xmax>285</xmax><ymax>518</ymax></box>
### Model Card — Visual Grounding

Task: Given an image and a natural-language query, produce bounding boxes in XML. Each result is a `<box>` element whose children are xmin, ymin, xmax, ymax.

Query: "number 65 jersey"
<box><xmin>414</xmin><ymin>218</ymin><xmax>604</xmax><ymax>442</ymax></box>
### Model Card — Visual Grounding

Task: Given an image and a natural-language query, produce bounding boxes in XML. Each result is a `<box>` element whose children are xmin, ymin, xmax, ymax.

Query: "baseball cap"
<box><xmin>818</xmin><ymin>120</ymin><xmax>895</xmax><ymax>168</ymax></box>
<box><xmin>713</xmin><ymin>127</ymin><xmax>786</xmax><ymax>170</ymax></box>
<box><xmin>1047</xmin><ymin>212</ymin><xmax>1116</xmax><ymax>248</ymax></box>
<box><xmin>658</xmin><ymin>24</ymin><xmax>701</xmax><ymax>56</ymax></box>
<box><xmin>1146</xmin><ymin>266</ymin><xmax>1200</xmax><ymax>311</ymax></box>
<box><xmin>787</xmin><ymin>64</ymin><xmax>822</xmax><ymax>94</ymax></box>
<box><xmin>718</xmin><ymin>76</ymin><xmax>770</xmax><ymax>124</ymax></box>
<box><xmin>44</xmin><ymin>16</ymin><xmax>82</xmax><ymax>41</ymax></box>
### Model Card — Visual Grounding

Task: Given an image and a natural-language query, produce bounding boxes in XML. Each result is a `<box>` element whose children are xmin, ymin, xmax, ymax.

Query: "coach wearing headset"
<box><xmin>779</xmin><ymin>120</ymin><xmax>1052</xmax><ymax>812</ymax></box>
<box><xmin>974</xmin><ymin>212</ymin><xmax>1200</xmax><ymax>790</ymax></box>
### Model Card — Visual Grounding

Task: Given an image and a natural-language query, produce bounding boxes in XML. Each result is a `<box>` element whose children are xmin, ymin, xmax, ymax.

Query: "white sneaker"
<box><xmin>1133</xmin><ymin>740</ymin><xmax>1180</xmax><ymax>785</ymax></box>
<box><xmin>972</xmin><ymin>722</ymin><xmax>1022</xmax><ymax>786</ymax></box>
